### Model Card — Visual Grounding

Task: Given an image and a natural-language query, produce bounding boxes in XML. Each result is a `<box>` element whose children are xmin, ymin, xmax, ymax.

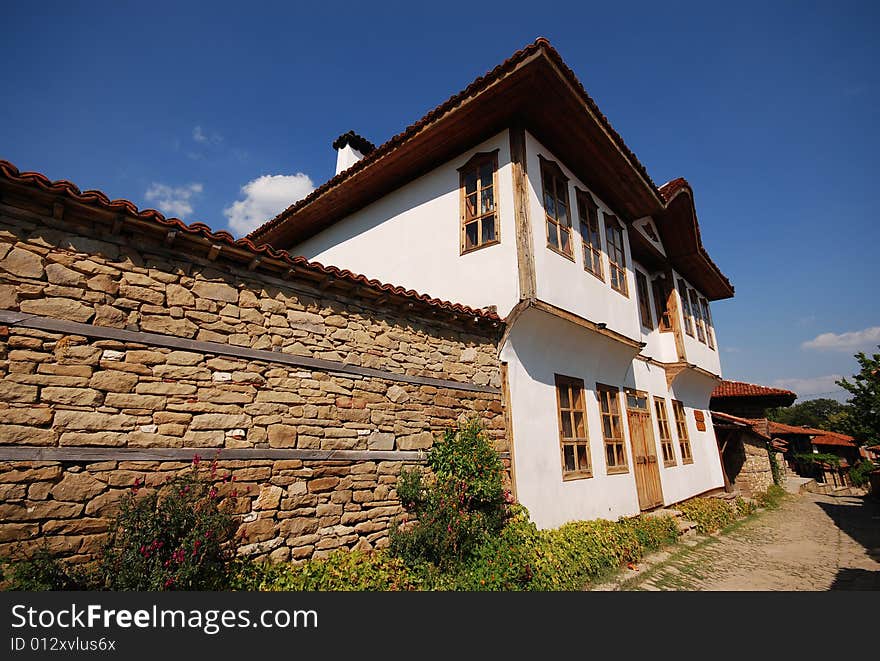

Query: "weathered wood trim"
<box><xmin>530</xmin><ymin>299</ymin><xmax>645</xmax><ymax>351</ymax></box>
<box><xmin>0</xmin><ymin>310</ymin><xmax>501</xmax><ymax>395</ymax></box>
<box><xmin>0</xmin><ymin>446</ymin><xmax>511</xmax><ymax>463</ymax></box>
<box><xmin>665</xmin><ymin>269</ymin><xmax>688</xmax><ymax>361</ymax></box>
<box><xmin>509</xmin><ymin>125</ymin><xmax>537</xmax><ymax>300</ymax></box>
<box><xmin>500</xmin><ymin>362</ymin><xmax>518</xmax><ymax>499</ymax></box>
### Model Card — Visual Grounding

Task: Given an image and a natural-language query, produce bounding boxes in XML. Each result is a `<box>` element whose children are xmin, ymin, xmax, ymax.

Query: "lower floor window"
<box><xmin>672</xmin><ymin>400</ymin><xmax>693</xmax><ymax>464</ymax></box>
<box><xmin>555</xmin><ymin>375</ymin><xmax>592</xmax><ymax>479</ymax></box>
<box><xmin>597</xmin><ymin>383</ymin><xmax>628</xmax><ymax>473</ymax></box>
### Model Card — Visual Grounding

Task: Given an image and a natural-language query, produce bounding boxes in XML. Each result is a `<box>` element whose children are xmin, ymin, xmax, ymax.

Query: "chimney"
<box><xmin>332</xmin><ymin>131</ymin><xmax>377</xmax><ymax>175</ymax></box>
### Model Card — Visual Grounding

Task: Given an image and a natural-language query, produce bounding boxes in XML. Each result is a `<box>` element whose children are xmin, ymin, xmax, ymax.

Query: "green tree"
<box><xmin>836</xmin><ymin>346</ymin><xmax>880</xmax><ymax>444</ymax></box>
<box><xmin>766</xmin><ymin>398</ymin><xmax>849</xmax><ymax>431</ymax></box>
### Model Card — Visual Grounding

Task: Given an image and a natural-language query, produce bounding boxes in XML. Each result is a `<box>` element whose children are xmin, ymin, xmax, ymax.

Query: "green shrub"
<box><xmin>678</xmin><ymin>497</ymin><xmax>738</xmax><ymax>534</ymax></box>
<box><xmin>238</xmin><ymin>550</ymin><xmax>419</xmax><ymax>591</ymax></box>
<box><xmin>849</xmin><ymin>460</ymin><xmax>876</xmax><ymax>487</ymax></box>
<box><xmin>0</xmin><ymin>547</ymin><xmax>95</xmax><ymax>591</ymax></box>
<box><xmin>390</xmin><ymin>418</ymin><xmax>509</xmax><ymax>567</ymax></box>
<box><xmin>735</xmin><ymin>497</ymin><xmax>757</xmax><ymax>517</ymax></box>
<box><xmin>754</xmin><ymin>484</ymin><xmax>787</xmax><ymax>510</ymax></box>
<box><xmin>100</xmin><ymin>457</ymin><xmax>237</xmax><ymax>590</ymax></box>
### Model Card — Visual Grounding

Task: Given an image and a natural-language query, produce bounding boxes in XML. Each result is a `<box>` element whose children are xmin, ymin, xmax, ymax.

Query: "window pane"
<box><xmin>558</xmin><ymin>201</ymin><xmax>568</xmax><ymax>226</ymax></box>
<box><xmin>563</xmin><ymin>445</ymin><xmax>576</xmax><ymax>472</ymax></box>
<box><xmin>547</xmin><ymin>220</ymin><xmax>558</xmax><ymax>249</ymax></box>
<box><xmin>560</xmin><ymin>228</ymin><xmax>570</xmax><ymax>253</ymax></box>
<box><xmin>571</xmin><ymin>385</ymin><xmax>583</xmax><ymax>409</ymax></box>
<box><xmin>464</xmin><ymin>171</ymin><xmax>477</xmax><ymax>195</ymax></box>
<box><xmin>481</xmin><ymin>215</ymin><xmax>496</xmax><ymax>243</ymax></box>
<box><xmin>465</xmin><ymin>193</ymin><xmax>477</xmax><ymax>219</ymax></box>
<box><xmin>606</xmin><ymin>443</ymin><xmax>615</xmax><ymax>466</ymax></box>
<box><xmin>616</xmin><ymin>444</ymin><xmax>626</xmax><ymax>466</ymax></box>
<box><xmin>576</xmin><ymin>445</ymin><xmax>589</xmax><ymax>471</ymax></box>
<box><xmin>479</xmin><ymin>162</ymin><xmax>493</xmax><ymax>187</ymax></box>
<box><xmin>561</xmin><ymin>412</ymin><xmax>573</xmax><ymax>439</ymax></box>
<box><xmin>603</xmin><ymin>417</ymin><xmax>613</xmax><ymax>438</ymax></box>
<box><xmin>559</xmin><ymin>384</ymin><xmax>570</xmax><ymax>409</ymax></box>
<box><xmin>481</xmin><ymin>186</ymin><xmax>494</xmax><ymax>213</ymax></box>
<box><xmin>465</xmin><ymin>222</ymin><xmax>478</xmax><ymax>250</ymax></box>
<box><xmin>573</xmin><ymin>411</ymin><xmax>585</xmax><ymax>438</ymax></box>
<box><xmin>544</xmin><ymin>191</ymin><xmax>556</xmax><ymax>219</ymax></box>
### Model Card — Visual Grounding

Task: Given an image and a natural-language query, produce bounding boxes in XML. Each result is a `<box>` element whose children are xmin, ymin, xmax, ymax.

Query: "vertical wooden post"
<box><xmin>500</xmin><ymin>362</ymin><xmax>518</xmax><ymax>501</ymax></box>
<box><xmin>509</xmin><ymin>125</ymin><xmax>536</xmax><ymax>301</ymax></box>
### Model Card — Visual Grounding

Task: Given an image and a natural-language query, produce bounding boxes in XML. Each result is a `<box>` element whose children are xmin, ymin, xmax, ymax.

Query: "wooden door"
<box><xmin>625</xmin><ymin>390</ymin><xmax>664</xmax><ymax>510</ymax></box>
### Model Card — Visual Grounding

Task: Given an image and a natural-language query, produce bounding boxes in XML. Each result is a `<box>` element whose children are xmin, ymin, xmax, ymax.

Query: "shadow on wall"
<box><xmin>815</xmin><ymin>497</ymin><xmax>880</xmax><ymax>557</ymax></box>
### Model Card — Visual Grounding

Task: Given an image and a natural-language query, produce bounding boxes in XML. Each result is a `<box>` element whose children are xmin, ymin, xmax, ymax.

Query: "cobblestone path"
<box><xmin>621</xmin><ymin>492</ymin><xmax>880</xmax><ymax>591</ymax></box>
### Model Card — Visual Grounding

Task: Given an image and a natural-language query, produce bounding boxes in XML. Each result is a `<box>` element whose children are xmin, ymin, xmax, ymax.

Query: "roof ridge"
<box><xmin>0</xmin><ymin>158</ymin><xmax>501</xmax><ymax>323</ymax></box>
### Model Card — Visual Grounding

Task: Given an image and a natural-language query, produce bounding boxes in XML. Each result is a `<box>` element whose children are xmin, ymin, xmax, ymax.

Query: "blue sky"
<box><xmin>3</xmin><ymin>1</ymin><xmax>878</xmax><ymax>401</ymax></box>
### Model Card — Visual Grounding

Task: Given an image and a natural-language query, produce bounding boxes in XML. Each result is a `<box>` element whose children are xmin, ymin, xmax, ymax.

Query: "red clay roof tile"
<box><xmin>712</xmin><ymin>380</ymin><xmax>797</xmax><ymax>399</ymax></box>
<box><xmin>0</xmin><ymin>158</ymin><xmax>501</xmax><ymax>324</ymax></box>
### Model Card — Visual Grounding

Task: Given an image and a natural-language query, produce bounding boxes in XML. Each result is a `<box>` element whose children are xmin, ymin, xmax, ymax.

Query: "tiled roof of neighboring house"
<box><xmin>765</xmin><ymin>420</ymin><xmax>819</xmax><ymax>436</ymax></box>
<box><xmin>0</xmin><ymin>159</ymin><xmax>501</xmax><ymax>325</ymax></box>
<box><xmin>866</xmin><ymin>444</ymin><xmax>880</xmax><ymax>452</ymax></box>
<box><xmin>810</xmin><ymin>432</ymin><xmax>858</xmax><ymax>448</ymax></box>
<box><xmin>711</xmin><ymin>380</ymin><xmax>797</xmax><ymax>400</ymax></box>
<box><xmin>711</xmin><ymin>411</ymin><xmax>771</xmax><ymax>438</ymax></box>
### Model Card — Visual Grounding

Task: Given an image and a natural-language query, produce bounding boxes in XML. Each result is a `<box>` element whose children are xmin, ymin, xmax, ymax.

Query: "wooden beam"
<box><xmin>164</xmin><ymin>229</ymin><xmax>178</xmax><ymax>247</ymax></box>
<box><xmin>500</xmin><ymin>362</ymin><xmax>518</xmax><ymax>500</ymax></box>
<box><xmin>530</xmin><ymin>299</ymin><xmax>644</xmax><ymax>351</ymax></box>
<box><xmin>247</xmin><ymin>256</ymin><xmax>262</xmax><ymax>271</ymax></box>
<box><xmin>52</xmin><ymin>201</ymin><xmax>64</xmax><ymax>220</ymax></box>
<box><xmin>509</xmin><ymin>125</ymin><xmax>537</xmax><ymax>300</ymax></box>
<box><xmin>0</xmin><ymin>309</ymin><xmax>501</xmax><ymax>394</ymax></box>
<box><xmin>207</xmin><ymin>244</ymin><xmax>222</xmax><ymax>261</ymax></box>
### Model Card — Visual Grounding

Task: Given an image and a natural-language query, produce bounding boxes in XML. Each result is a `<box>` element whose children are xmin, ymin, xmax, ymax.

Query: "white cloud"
<box><xmin>223</xmin><ymin>173</ymin><xmax>315</xmax><ymax>236</ymax></box>
<box><xmin>144</xmin><ymin>182</ymin><xmax>203</xmax><ymax>218</ymax></box>
<box><xmin>771</xmin><ymin>375</ymin><xmax>845</xmax><ymax>397</ymax></box>
<box><xmin>192</xmin><ymin>125</ymin><xmax>222</xmax><ymax>145</ymax></box>
<box><xmin>802</xmin><ymin>326</ymin><xmax>880</xmax><ymax>352</ymax></box>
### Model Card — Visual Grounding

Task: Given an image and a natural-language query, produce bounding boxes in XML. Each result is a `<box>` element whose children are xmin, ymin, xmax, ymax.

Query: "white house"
<box><xmin>249</xmin><ymin>38</ymin><xmax>735</xmax><ymax>528</ymax></box>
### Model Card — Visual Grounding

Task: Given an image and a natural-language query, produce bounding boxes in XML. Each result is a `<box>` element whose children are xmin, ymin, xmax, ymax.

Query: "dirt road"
<box><xmin>621</xmin><ymin>491</ymin><xmax>880</xmax><ymax>591</ymax></box>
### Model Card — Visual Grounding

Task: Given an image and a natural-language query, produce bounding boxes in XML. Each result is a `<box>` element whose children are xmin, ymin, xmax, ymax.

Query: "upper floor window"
<box><xmin>654</xmin><ymin>397</ymin><xmax>676</xmax><ymax>467</ymax></box>
<box><xmin>597</xmin><ymin>383</ymin><xmax>628</xmax><ymax>474</ymax></box>
<box><xmin>540</xmin><ymin>158</ymin><xmax>573</xmax><ymax>259</ymax></box>
<box><xmin>689</xmin><ymin>288</ymin><xmax>706</xmax><ymax>344</ymax></box>
<box><xmin>672</xmin><ymin>400</ymin><xmax>693</xmax><ymax>464</ymax></box>
<box><xmin>652</xmin><ymin>276</ymin><xmax>673</xmax><ymax>331</ymax></box>
<box><xmin>635</xmin><ymin>271</ymin><xmax>653</xmax><ymax>329</ymax></box>
<box><xmin>699</xmin><ymin>297</ymin><xmax>715</xmax><ymax>349</ymax></box>
<box><xmin>576</xmin><ymin>189</ymin><xmax>603</xmax><ymax>279</ymax></box>
<box><xmin>555</xmin><ymin>375</ymin><xmax>592</xmax><ymax>480</ymax></box>
<box><xmin>678</xmin><ymin>278</ymin><xmax>695</xmax><ymax>337</ymax></box>
<box><xmin>458</xmin><ymin>152</ymin><xmax>499</xmax><ymax>254</ymax></box>
<box><xmin>604</xmin><ymin>214</ymin><xmax>628</xmax><ymax>296</ymax></box>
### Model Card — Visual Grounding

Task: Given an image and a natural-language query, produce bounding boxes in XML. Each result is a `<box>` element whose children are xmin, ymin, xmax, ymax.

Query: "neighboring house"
<box><xmin>249</xmin><ymin>38</ymin><xmax>734</xmax><ymax>527</ymax></box>
<box><xmin>865</xmin><ymin>444</ymin><xmax>880</xmax><ymax>462</ymax></box>
<box><xmin>710</xmin><ymin>380</ymin><xmax>796</xmax><ymax>419</ymax></box>
<box><xmin>763</xmin><ymin>421</ymin><xmax>860</xmax><ymax>487</ymax></box>
<box><xmin>710</xmin><ymin>411</ymin><xmax>777</xmax><ymax>495</ymax></box>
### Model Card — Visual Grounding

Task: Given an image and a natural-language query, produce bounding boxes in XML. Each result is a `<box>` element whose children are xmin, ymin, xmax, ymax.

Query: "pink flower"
<box><xmin>192</xmin><ymin>454</ymin><xmax>201</xmax><ymax>467</ymax></box>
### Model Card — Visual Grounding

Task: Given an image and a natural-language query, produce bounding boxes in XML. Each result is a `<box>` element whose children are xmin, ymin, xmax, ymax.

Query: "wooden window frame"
<box><xmin>604</xmin><ymin>214</ymin><xmax>628</xmax><ymax>297</ymax></box>
<box><xmin>653</xmin><ymin>396</ymin><xmax>676</xmax><ymax>467</ymax></box>
<box><xmin>652</xmin><ymin>276</ymin><xmax>673</xmax><ymax>332</ymax></box>
<box><xmin>458</xmin><ymin>151</ymin><xmax>500</xmax><ymax>255</ymax></box>
<box><xmin>689</xmin><ymin>288</ymin><xmax>706</xmax><ymax>344</ymax></box>
<box><xmin>672</xmin><ymin>399</ymin><xmax>693</xmax><ymax>464</ymax></box>
<box><xmin>699</xmin><ymin>297</ymin><xmax>715</xmax><ymax>350</ymax></box>
<box><xmin>678</xmin><ymin>278</ymin><xmax>695</xmax><ymax>337</ymax></box>
<box><xmin>539</xmin><ymin>157</ymin><xmax>574</xmax><ymax>261</ymax></box>
<box><xmin>576</xmin><ymin>188</ymin><xmax>604</xmax><ymax>280</ymax></box>
<box><xmin>635</xmin><ymin>270</ymin><xmax>654</xmax><ymax>329</ymax></box>
<box><xmin>597</xmin><ymin>383</ymin><xmax>628</xmax><ymax>474</ymax></box>
<box><xmin>555</xmin><ymin>374</ymin><xmax>592</xmax><ymax>481</ymax></box>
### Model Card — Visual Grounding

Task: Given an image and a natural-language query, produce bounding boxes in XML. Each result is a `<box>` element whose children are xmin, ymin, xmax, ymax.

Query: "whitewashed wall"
<box><xmin>673</xmin><ymin>269</ymin><xmax>723</xmax><ymax>376</ymax></box>
<box><xmin>295</xmin><ymin>131</ymin><xmax>521</xmax><ymax>316</ymax></box>
<box><xmin>523</xmin><ymin>131</ymin><xmax>641</xmax><ymax>342</ymax></box>
<box><xmin>501</xmin><ymin>308</ymin><xmax>724</xmax><ymax>528</ymax></box>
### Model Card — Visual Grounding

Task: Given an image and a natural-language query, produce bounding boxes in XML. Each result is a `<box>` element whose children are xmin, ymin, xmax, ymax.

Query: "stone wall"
<box><xmin>0</xmin><ymin>196</ymin><xmax>506</xmax><ymax>562</ymax></box>
<box><xmin>726</xmin><ymin>433</ymin><xmax>774</xmax><ymax>496</ymax></box>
